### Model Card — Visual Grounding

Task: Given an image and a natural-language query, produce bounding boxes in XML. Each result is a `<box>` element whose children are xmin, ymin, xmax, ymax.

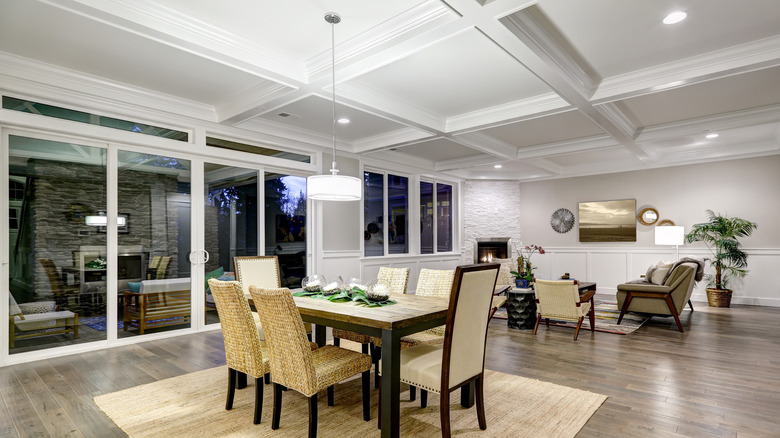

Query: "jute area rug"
<box><xmin>95</xmin><ymin>366</ymin><xmax>606</xmax><ymax>438</ymax></box>
<box><xmin>495</xmin><ymin>299</ymin><xmax>650</xmax><ymax>335</ymax></box>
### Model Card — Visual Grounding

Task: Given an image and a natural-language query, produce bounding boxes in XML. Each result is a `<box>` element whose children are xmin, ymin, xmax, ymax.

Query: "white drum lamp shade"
<box><xmin>655</xmin><ymin>226</ymin><xmax>685</xmax><ymax>259</ymax></box>
<box><xmin>307</xmin><ymin>173</ymin><xmax>361</xmax><ymax>201</ymax></box>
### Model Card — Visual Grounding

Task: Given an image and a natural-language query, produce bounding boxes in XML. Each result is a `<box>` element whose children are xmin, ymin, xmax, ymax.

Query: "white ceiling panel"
<box><xmin>347</xmin><ymin>28</ymin><xmax>553</xmax><ymax>117</ymax></box>
<box><xmin>396</xmin><ymin>138</ymin><xmax>483</xmax><ymax>162</ymax></box>
<box><xmin>479</xmin><ymin>110</ymin><xmax>605</xmax><ymax>148</ymax></box>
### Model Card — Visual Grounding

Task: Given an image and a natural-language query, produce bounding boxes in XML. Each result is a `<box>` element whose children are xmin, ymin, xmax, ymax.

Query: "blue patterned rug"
<box><xmin>80</xmin><ymin>316</ymin><xmax>122</xmax><ymax>331</ymax></box>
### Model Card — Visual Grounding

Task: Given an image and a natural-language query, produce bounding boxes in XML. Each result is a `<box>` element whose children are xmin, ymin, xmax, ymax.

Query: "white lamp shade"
<box><xmin>655</xmin><ymin>226</ymin><xmax>685</xmax><ymax>245</ymax></box>
<box><xmin>307</xmin><ymin>174</ymin><xmax>362</xmax><ymax>201</ymax></box>
<box><xmin>85</xmin><ymin>214</ymin><xmax>127</xmax><ymax>227</ymax></box>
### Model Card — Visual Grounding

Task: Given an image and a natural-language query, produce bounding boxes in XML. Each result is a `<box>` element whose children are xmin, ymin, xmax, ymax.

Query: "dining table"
<box><xmin>292</xmin><ymin>293</ymin><xmax>450</xmax><ymax>438</ymax></box>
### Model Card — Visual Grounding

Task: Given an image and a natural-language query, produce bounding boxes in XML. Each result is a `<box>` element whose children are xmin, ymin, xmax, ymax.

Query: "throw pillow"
<box><xmin>645</xmin><ymin>265</ymin><xmax>657</xmax><ymax>281</ymax></box>
<box><xmin>127</xmin><ymin>281</ymin><xmax>142</xmax><ymax>293</ymax></box>
<box><xmin>651</xmin><ymin>267</ymin><xmax>671</xmax><ymax>285</ymax></box>
<box><xmin>205</xmin><ymin>266</ymin><xmax>225</xmax><ymax>290</ymax></box>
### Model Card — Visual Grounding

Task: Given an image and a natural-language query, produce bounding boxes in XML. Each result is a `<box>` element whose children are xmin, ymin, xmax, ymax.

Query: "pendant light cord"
<box><xmin>326</xmin><ymin>12</ymin><xmax>341</xmax><ymax>175</ymax></box>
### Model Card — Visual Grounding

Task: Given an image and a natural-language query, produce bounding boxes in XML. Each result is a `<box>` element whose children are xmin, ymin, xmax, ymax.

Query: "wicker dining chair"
<box><xmin>332</xmin><ymin>266</ymin><xmax>410</xmax><ymax>350</ymax></box>
<box><xmin>533</xmin><ymin>279</ymin><xmax>593</xmax><ymax>340</ymax></box>
<box><xmin>249</xmin><ymin>286</ymin><xmax>372</xmax><ymax>438</ymax></box>
<box><xmin>207</xmin><ymin>279</ymin><xmax>270</xmax><ymax>425</ymax></box>
<box><xmin>378</xmin><ymin>263</ymin><xmax>499</xmax><ymax>437</ymax></box>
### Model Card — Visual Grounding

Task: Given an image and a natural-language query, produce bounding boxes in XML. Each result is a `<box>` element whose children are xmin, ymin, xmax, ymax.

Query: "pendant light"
<box><xmin>306</xmin><ymin>12</ymin><xmax>362</xmax><ymax>201</ymax></box>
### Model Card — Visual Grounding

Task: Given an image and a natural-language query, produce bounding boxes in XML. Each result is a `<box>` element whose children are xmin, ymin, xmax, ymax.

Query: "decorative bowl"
<box><xmin>302</xmin><ymin>275</ymin><xmax>326</xmax><ymax>293</ymax></box>
<box><xmin>366</xmin><ymin>282</ymin><xmax>391</xmax><ymax>301</ymax></box>
<box><xmin>321</xmin><ymin>280</ymin><xmax>341</xmax><ymax>296</ymax></box>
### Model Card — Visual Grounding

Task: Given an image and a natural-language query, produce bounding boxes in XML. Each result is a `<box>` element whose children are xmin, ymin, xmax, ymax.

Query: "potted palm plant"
<box><xmin>685</xmin><ymin>210</ymin><xmax>757</xmax><ymax>307</ymax></box>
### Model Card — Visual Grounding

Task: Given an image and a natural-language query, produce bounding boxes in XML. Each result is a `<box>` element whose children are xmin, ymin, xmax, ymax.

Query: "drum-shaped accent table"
<box><xmin>507</xmin><ymin>287</ymin><xmax>537</xmax><ymax>329</ymax></box>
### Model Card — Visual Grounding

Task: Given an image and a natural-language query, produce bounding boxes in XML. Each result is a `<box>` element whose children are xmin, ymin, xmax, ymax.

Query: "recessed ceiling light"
<box><xmin>337</xmin><ymin>118</ymin><xmax>350</xmax><ymax>124</ymax></box>
<box><xmin>663</xmin><ymin>11</ymin><xmax>687</xmax><ymax>25</ymax></box>
<box><xmin>494</xmin><ymin>164</ymin><xmax>503</xmax><ymax>169</ymax></box>
<box><xmin>706</xmin><ymin>133</ymin><xmax>719</xmax><ymax>139</ymax></box>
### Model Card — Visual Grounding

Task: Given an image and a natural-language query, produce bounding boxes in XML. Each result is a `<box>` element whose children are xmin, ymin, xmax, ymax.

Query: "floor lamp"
<box><xmin>655</xmin><ymin>226</ymin><xmax>685</xmax><ymax>260</ymax></box>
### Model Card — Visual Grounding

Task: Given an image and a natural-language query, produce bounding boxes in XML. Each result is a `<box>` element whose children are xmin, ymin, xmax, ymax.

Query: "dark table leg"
<box><xmin>314</xmin><ymin>323</ymin><xmax>327</xmax><ymax>347</ymax></box>
<box><xmin>380</xmin><ymin>329</ymin><xmax>401</xmax><ymax>438</ymax></box>
<box><xmin>460</xmin><ymin>382</ymin><xmax>474</xmax><ymax>408</ymax></box>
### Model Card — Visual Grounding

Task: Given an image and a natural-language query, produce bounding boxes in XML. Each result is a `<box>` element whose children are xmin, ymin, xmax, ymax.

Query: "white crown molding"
<box><xmin>236</xmin><ymin>117</ymin><xmax>335</xmax><ymax>151</ymax></box>
<box><xmin>593</xmin><ymin>35</ymin><xmax>780</xmax><ymax>103</ymax></box>
<box><xmin>363</xmin><ymin>150</ymin><xmax>436</xmax><ymax>173</ymax></box>
<box><xmin>637</xmin><ymin>104</ymin><xmax>780</xmax><ymax>142</ymax></box>
<box><xmin>352</xmin><ymin>128</ymin><xmax>434</xmax><ymax>154</ymax></box>
<box><xmin>0</xmin><ymin>52</ymin><xmax>215</xmax><ymax>123</ymax></box>
<box><xmin>446</xmin><ymin>92</ymin><xmax>570</xmax><ymax>133</ymax></box>
<box><xmin>514</xmin><ymin>135</ymin><xmax>617</xmax><ymax>160</ymax></box>
<box><xmin>595</xmin><ymin>102</ymin><xmax>637</xmax><ymax>139</ymax></box>
<box><xmin>453</xmin><ymin>132</ymin><xmax>518</xmax><ymax>160</ymax></box>
<box><xmin>214</xmin><ymin>82</ymin><xmax>295</xmax><ymax>124</ymax></box>
<box><xmin>498</xmin><ymin>7</ymin><xmax>597</xmax><ymax>99</ymax></box>
<box><xmin>55</xmin><ymin>0</ymin><xmax>307</xmax><ymax>83</ymax></box>
<box><xmin>435</xmin><ymin>154</ymin><xmax>502</xmax><ymax>172</ymax></box>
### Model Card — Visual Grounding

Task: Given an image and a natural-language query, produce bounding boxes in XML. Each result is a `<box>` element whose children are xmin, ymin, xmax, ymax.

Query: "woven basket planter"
<box><xmin>706</xmin><ymin>288</ymin><xmax>732</xmax><ymax>307</ymax></box>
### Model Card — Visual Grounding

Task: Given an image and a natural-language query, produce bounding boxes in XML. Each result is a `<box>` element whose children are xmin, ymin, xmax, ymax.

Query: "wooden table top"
<box><xmin>293</xmin><ymin>293</ymin><xmax>449</xmax><ymax>332</ymax></box>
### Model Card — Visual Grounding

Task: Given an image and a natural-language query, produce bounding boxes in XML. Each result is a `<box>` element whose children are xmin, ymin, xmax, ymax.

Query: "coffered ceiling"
<box><xmin>1</xmin><ymin>0</ymin><xmax>779</xmax><ymax>181</ymax></box>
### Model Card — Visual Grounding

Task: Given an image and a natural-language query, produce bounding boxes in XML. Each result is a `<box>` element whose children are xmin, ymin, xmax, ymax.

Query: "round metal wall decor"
<box><xmin>550</xmin><ymin>208</ymin><xmax>575</xmax><ymax>233</ymax></box>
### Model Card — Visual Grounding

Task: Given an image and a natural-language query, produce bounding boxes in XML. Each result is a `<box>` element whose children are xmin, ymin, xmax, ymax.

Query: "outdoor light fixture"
<box><xmin>85</xmin><ymin>211</ymin><xmax>127</xmax><ymax>227</ymax></box>
<box><xmin>306</xmin><ymin>12</ymin><xmax>362</xmax><ymax>201</ymax></box>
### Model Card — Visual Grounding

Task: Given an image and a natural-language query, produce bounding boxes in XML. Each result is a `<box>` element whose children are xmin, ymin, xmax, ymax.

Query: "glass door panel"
<box><xmin>264</xmin><ymin>173</ymin><xmax>307</xmax><ymax>288</ymax></box>
<box><xmin>204</xmin><ymin>164</ymin><xmax>258</xmax><ymax>324</ymax></box>
<box><xmin>116</xmin><ymin>151</ymin><xmax>192</xmax><ymax>338</ymax></box>
<box><xmin>8</xmin><ymin>135</ymin><xmax>107</xmax><ymax>354</ymax></box>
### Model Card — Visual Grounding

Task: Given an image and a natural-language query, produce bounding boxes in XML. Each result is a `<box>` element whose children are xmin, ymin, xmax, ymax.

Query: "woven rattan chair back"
<box><xmin>233</xmin><ymin>256</ymin><xmax>281</xmax><ymax>297</ymax></box>
<box><xmin>534</xmin><ymin>279</ymin><xmax>584</xmax><ymax>322</ymax></box>
<box><xmin>415</xmin><ymin>268</ymin><xmax>455</xmax><ymax>298</ymax></box>
<box><xmin>208</xmin><ymin>279</ymin><xmax>267</xmax><ymax>377</ymax></box>
<box><xmin>377</xmin><ymin>266</ymin><xmax>410</xmax><ymax>294</ymax></box>
<box><xmin>250</xmin><ymin>286</ymin><xmax>318</xmax><ymax>396</ymax></box>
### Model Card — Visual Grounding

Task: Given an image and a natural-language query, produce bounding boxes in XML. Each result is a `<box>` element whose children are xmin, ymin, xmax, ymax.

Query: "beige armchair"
<box><xmin>533</xmin><ymin>279</ymin><xmax>593</xmax><ymax>341</ymax></box>
<box><xmin>616</xmin><ymin>262</ymin><xmax>698</xmax><ymax>333</ymax></box>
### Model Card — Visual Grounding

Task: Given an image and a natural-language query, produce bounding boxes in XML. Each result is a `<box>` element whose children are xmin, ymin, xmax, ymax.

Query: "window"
<box><xmin>207</xmin><ymin>137</ymin><xmax>311</xmax><ymax>164</ymax></box>
<box><xmin>265</xmin><ymin>173</ymin><xmax>307</xmax><ymax>288</ymax></box>
<box><xmin>3</xmin><ymin>96</ymin><xmax>188</xmax><ymax>141</ymax></box>
<box><xmin>364</xmin><ymin>171</ymin><xmax>409</xmax><ymax>257</ymax></box>
<box><xmin>420</xmin><ymin>181</ymin><xmax>454</xmax><ymax>254</ymax></box>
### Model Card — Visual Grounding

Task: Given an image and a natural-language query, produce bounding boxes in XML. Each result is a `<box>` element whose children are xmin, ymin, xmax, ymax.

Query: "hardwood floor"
<box><xmin>2</xmin><ymin>297</ymin><xmax>779</xmax><ymax>437</ymax></box>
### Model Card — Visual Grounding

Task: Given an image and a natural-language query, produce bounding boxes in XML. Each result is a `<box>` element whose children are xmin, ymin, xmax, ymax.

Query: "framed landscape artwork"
<box><xmin>578</xmin><ymin>199</ymin><xmax>636</xmax><ymax>242</ymax></box>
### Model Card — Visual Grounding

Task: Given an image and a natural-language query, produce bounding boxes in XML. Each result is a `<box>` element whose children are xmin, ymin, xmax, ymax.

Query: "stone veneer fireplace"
<box><xmin>474</xmin><ymin>237</ymin><xmax>512</xmax><ymax>263</ymax></box>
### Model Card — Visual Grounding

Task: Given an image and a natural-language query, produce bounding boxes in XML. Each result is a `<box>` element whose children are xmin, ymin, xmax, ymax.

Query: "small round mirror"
<box><xmin>638</xmin><ymin>207</ymin><xmax>659</xmax><ymax>226</ymax></box>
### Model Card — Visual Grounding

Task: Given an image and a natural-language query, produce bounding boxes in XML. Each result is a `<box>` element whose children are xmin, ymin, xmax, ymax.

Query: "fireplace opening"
<box><xmin>475</xmin><ymin>237</ymin><xmax>511</xmax><ymax>263</ymax></box>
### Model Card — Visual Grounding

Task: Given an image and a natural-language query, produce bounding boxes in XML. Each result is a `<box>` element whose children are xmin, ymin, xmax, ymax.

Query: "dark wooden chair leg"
<box><xmin>236</xmin><ymin>371</ymin><xmax>247</xmax><ymax>389</ymax></box>
<box><xmin>373</xmin><ymin>345</ymin><xmax>381</xmax><ymax>389</ymax></box>
<box><xmin>327</xmin><ymin>385</ymin><xmax>334</xmax><ymax>406</ymax></box>
<box><xmin>377</xmin><ymin>376</ymin><xmax>381</xmax><ymax>429</ymax></box>
<box><xmin>308</xmin><ymin>394</ymin><xmax>318</xmax><ymax>438</ymax></box>
<box><xmin>264</xmin><ymin>372</ymin><xmax>271</xmax><ymax>385</ymax></box>
<box><xmin>475</xmin><ymin>375</ymin><xmax>486</xmax><ymax>430</ymax></box>
<box><xmin>617</xmin><ymin>293</ymin><xmax>634</xmax><ymax>324</ymax></box>
<box><xmin>361</xmin><ymin>343</ymin><xmax>369</xmax><ymax>354</ymax></box>
<box><xmin>533</xmin><ymin>314</ymin><xmax>541</xmax><ymax>335</ymax></box>
<box><xmin>410</xmin><ymin>385</ymin><xmax>416</xmax><ymax>401</ymax></box>
<box><xmin>688</xmin><ymin>299</ymin><xmax>694</xmax><ymax>312</ymax></box>
<box><xmin>439</xmin><ymin>388</ymin><xmax>451</xmax><ymax>438</ymax></box>
<box><xmin>664</xmin><ymin>295</ymin><xmax>684</xmax><ymax>332</ymax></box>
<box><xmin>574</xmin><ymin>316</ymin><xmax>583</xmax><ymax>341</ymax></box>
<box><xmin>421</xmin><ymin>389</ymin><xmax>428</xmax><ymax>408</ymax></box>
<box><xmin>333</xmin><ymin>337</ymin><xmax>340</xmax><ymax>347</ymax></box>
<box><xmin>545</xmin><ymin>317</ymin><xmax>550</xmax><ymax>327</ymax></box>
<box><xmin>226</xmin><ymin>368</ymin><xmax>236</xmax><ymax>410</ymax></box>
<box><xmin>272</xmin><ymin>383</ymin><xmax>283</xmax><ymax>430</ymax></box>
<box><xmin>253</xmin><ymin>377</ymin><xmax>263</xmax><ymax>424</ymax></box>
<box><xmin>362</xmin><ymin>370</ymin><xmax>370</xmax><ymax>421</ymax></box>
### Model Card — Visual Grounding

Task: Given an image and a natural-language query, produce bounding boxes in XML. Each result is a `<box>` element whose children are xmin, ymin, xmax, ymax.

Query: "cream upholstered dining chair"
<box><xmin>372</xmin><ymin>268</ymin><xmax>454</xmax><ymax>396</ymax></box>
<box><xmin>250</xmin><ymin>286</ymin><xmax>372</xmax><ymax>438</ymax></box>
<box><xmin>333</xmin><ymin>266</ymin><xmax>410</xmax><ymax>356</ymax></box>
<box><xmin>379</xmin><ymin>263</ymin><xmax>499</xmax><ymax>437</ymax></box>
<box><xmin>533</xmin><ymin>279</ymin><xmax>593</xmax><ymax>341</ymax></box>
<box><xmin>207</xmin><ymin>279</ymin><xmax>270</xmax><ymax>425</ymax></box>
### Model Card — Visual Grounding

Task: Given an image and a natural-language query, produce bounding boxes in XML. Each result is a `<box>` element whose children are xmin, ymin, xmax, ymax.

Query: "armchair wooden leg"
<box><xmin>226</xmin><ymin>368</ymin><xmax>236</xmax><ymax>410</ymax></box>
<box><xmin>617</xmin><ymin>293</ymin><xmax>634</xmax><ymax>325</ymax></box>
<box><xmin>475</xmin><ymin>374</ymin><xmax>487</xmax><ymax>430</ymax></box>
<box><xmin>272</xmin><ymin>383</ymin><xmax>283</xmax><ymax>430</ymax></box>
<box><xmin>440</xmin><ymin>388</ymin><xmax>451</xmax><ymax>438</ymax></box>
<box><xmin>362</xmin><ymin>370</ymin><xmax>370</xmax><ymax>421</ymax></box>
<box><xmin>574</xmin><ymin>316</ymin><xmax>584</xmax><ymax>341</ymax></box>
<box><xmin>253</xmin><ymin>377</ymin><xmax>263</xmax><ymax>424</ymax></box>
<box><xmin>688</xmin><ymin>299</ymin><xmax>694</xmax><ymax>312</ymax></box>
<box><xmin>308</xmin><ymin>393</ymin><xmax>318</xmax><ymax>438</ymax></box>
<box><xmin>533</xmin><ymin>314</ymin><xmax>541</xmax><ymax>335</ymax></box>
<box><xmin>664</xmin><ymin>295</ymin><xmax>684</xmax><ymax>333</ymax></box>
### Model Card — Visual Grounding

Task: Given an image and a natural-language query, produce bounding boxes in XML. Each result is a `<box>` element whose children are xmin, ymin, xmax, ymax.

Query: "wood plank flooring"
<box><xmin>1</xmin><ymin>297</ymin><xmax>779</xmax><ymax>437</ymax></box>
